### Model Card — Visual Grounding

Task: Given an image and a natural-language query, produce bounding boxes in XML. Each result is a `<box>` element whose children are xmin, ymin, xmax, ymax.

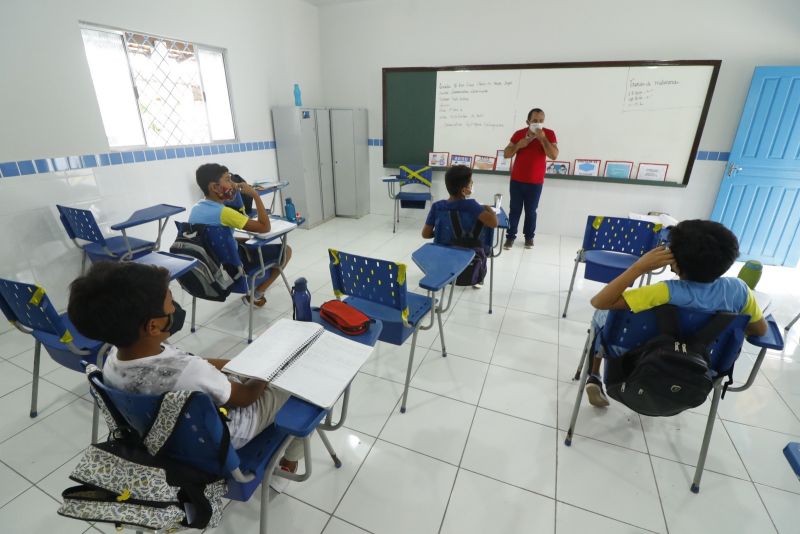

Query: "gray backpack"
<box><xmin>169</xmin><ymin>223</ymin><xmax>236</xmax><ymax>302</ymax></box>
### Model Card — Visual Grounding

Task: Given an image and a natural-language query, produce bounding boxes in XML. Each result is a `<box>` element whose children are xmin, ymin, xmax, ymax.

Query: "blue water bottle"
<box><xmin>284</xmin><ymin>197</ymin><xmax>296</xmax><ymax>222</ymax></box>
<box><xmin>291</xmin><ymin>277</ymin><xmax>312</xmax><ymax>321</ymax></box>
<box><xmin>293</xmin><ymin>84</ymin><xmax>302</xmax><ymax>107</ymax></box>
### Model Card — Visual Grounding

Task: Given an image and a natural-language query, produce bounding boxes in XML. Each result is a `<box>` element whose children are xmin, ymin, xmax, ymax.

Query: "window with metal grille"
<box><xmin>80</xmin><ymin>25</ymin><xmax>236</xmax><ymax>148</ymax></box>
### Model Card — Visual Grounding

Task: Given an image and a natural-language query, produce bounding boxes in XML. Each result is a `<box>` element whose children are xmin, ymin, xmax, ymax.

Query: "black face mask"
<box><xmin>158</xmin><ymin>302</ymin><xmax>186</xmax><ymax>336</ymax></box>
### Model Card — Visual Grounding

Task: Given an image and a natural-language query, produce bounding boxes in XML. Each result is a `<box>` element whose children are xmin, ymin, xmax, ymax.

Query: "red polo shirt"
<box><xmin>509</xmin><ymin>127</ymin><xmax>557</xmax><ymax>184</ymax></box>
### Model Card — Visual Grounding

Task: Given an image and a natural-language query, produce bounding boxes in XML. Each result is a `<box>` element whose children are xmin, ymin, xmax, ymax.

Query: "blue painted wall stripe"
<box><xmin>0</xmin><ymin>139</ymin><xmax>732</xmax><ymax>178</ymax></box>
<box><xmin>0</xmin><ymin>139</ymin><xmax>277</xmax><ymax>178</ymax></box>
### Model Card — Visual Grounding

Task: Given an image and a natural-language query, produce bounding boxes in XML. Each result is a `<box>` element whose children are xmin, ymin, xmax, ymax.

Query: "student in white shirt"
<box><xmin>67</xmin><ymin>261</ymin><xmax>303</xmax><ymax>483</ymax></box>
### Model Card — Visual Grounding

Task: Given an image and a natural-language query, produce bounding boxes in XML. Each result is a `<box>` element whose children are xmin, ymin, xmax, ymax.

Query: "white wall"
<box><xmin>318</xmin><ymin>0</ymin><xmax>800</xmax><ymax>235</ymax></box>
<box><xmin>0</xmin><ymin>0</ymin><xmax>321</xmax><ymax>322</ymax></box>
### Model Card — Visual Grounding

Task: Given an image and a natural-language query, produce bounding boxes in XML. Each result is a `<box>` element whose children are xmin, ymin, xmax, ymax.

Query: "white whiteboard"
<box><xmin>432</xmin><ymin>64</ymin><xmax>717</xmax><ymax>183</ymax></box>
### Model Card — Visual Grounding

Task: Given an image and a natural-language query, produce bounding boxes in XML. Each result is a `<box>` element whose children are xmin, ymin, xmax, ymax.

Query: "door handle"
<box><xmin>727</xmin><ymin>162</ymin><xmax>743</xmax><ymax>177</ymax></box>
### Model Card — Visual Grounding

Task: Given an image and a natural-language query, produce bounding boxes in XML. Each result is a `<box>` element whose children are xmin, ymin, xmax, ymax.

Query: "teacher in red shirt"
<box><xmin>502</xmin><ymin>108</ymin><xmax>559</xmax><ymax>249</ymax></box>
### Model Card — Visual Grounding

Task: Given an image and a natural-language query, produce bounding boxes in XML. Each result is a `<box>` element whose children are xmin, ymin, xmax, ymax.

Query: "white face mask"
<box><xmin>529</xmin><ymin>122</ymin><xmax>543</xmax><ymax>132</ymax></box>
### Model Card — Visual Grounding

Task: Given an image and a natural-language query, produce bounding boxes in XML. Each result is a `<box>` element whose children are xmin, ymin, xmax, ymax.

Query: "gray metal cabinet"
<box><xmin>272</xmin><ymin>107</ymin><xmax>368</xmax><ymax>227</ymax></box>
<box><xmin>272</xmin><ymin>107</ymin><xmax>334</xmax><ymax>228</ymax></box>
<box><xmin>330</xmin><ymin>108</ymin><xmax>369</xmax><ymax>217</ymax></box>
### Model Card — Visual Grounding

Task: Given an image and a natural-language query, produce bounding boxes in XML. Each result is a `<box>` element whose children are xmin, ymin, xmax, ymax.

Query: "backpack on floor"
<box><xmin>170</xmin><ymin>223</ymin><xmax>237</xmax><ymax>302</ymax></box>
<box><xmin>448</xmin><ymin>211</ymin><xmax>488</xmax><ymax>286</ymax></box>
<box><xmin>604</xmin><ymin>305</ymin><xmax>736</xmax><ymax>417</ymax></box>
<box><xmin>58</xmin><ymin>365</ymin><xmax>228</xmax><ymax>532</ymax></box>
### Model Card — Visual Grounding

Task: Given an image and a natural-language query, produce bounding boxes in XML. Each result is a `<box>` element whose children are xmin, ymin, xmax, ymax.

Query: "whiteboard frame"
<box><xmin>382</xmin><ymin>60</ymin><xmax>721</xmax><ymax>187</ymax></box>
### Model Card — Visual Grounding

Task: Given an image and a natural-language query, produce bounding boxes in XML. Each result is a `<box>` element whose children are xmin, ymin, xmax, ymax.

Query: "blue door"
<box><xmin>710</xmin><ymin>66</ymin><xmax>800</xmax><ymax>266</ymax></box>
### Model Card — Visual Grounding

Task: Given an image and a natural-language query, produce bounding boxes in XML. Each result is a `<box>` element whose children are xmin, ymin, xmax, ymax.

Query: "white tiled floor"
<box><xmin>1</xmin><ymin>212</ymin><xmax>800</xmax><ymax>533</ymax></box>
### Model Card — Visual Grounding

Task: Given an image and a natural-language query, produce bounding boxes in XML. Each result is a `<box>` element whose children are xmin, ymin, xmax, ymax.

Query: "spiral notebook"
<box><xmin>222</xmin><ymin>318</ymin><xmax>374</xmax><ymax>408</ymax></box>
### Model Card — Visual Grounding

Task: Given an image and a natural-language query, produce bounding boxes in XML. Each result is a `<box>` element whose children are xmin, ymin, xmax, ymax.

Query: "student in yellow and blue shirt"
<box><xmin>189</xmin><ymin>163</ymin><xmax>292</xmax><ymax>308</ymax></box>
<box><xmin>584</xmin><ymin>219</ymin><xmax>768</xmax><ymax>407</ymax></box>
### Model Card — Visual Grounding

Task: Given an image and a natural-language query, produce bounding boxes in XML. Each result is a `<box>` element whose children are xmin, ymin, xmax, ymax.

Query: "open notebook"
<box><xmin>222</xmin><ymin>318</ymin><xmax>374</xmax><ymax>408</ymax></box>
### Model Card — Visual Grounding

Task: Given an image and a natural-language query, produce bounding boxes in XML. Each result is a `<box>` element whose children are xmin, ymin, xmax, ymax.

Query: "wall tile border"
<box><xmin>0</xmin><ymin>140</ymin><xmax>277</xmax><ymax>178</ymax></box>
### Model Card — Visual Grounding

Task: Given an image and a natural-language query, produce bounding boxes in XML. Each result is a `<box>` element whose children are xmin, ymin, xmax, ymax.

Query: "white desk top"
<box><xmin>235</xmin><ymin>217</ymin><xmax>297</xmax><ymax>242</ymax></box>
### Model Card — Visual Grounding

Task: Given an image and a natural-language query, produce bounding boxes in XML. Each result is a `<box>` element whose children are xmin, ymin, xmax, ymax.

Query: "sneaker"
<box><xmin>268</xmin><ymin>465</ymin><xmax>293</xmax><ymax>494</ymax></box>
<box><xmin>524</xmin><ymin>239</ymin><xmax>534</xmax><ymax>249</ymax></box>
<box><xmin>472</xmin><ymin>282</ymin><xmax>483</xmax><ymax>289</ymax></box>
<box><xmin>268</xmin><ymin>474</ymin><xmax>289</xmax><ymax>494</ymax></box>
<box><xmin>585</xmin><ymin>375</ymin><xmax>610</xmax><ymax>407</ymax></box>
<box><xmin>503</xmin><ymin>238</ymin><xmax>515</xmax><ymax>250</ymax></box>
<box><xmin>242</xmin><ymin>294</ymin><xmax>267</xmax><ymax>308</ymax></box>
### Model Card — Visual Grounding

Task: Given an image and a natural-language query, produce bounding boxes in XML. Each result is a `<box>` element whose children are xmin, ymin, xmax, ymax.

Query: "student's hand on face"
<box><xmin>633</xmin><ymin>245</ymin><xmax>675</xmax><ymax>273</ymax></box>
<box><xmin>533</xmin><ymin>127</ymin><xmax>546</xmax><ymax>140</ymax></box>
<box><xmin>239</xmin><ymin>182</ymin><xmax>257</xmax><ymax>198</ymax></box>
<box><xmin>517</xmin><ymin>135</ymin><xmax>533</xmax><ymax>149</ymax></box>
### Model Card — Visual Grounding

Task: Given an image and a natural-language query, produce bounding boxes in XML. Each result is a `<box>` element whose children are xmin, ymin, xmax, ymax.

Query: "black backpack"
<box><xmin>448</xmin><ymin>211</ymin><xmax>488</xmax><ymax>286</ymax></box>
<box><xmin>604</xmin><ymin>305</ymin><xmax>736</xmax><ymax>417</ymax></box>
<box><xmin>169</xmin><ymin>223</ymin><xmax>237</xmax><ymax>302</ymax></box>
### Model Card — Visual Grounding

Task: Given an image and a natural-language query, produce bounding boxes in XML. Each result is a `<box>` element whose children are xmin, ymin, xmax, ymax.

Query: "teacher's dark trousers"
<box><xmin>508</xmin><ymin>180</ymin><xmax>543</xmax><ymax>241</ymax></box>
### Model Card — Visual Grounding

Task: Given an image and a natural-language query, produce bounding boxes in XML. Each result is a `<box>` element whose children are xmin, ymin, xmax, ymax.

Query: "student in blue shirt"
<box><xmin>585</xmin><ymin>219</ymin><xmax>768</xmax><ymax>407</ymax></box>
<box><xmin>421</xmin><ymin>165</ymin><xmax>499</xmax><ymax>288</ymax></box>
<box><xmin>421</xmin><ymin>165</ymin><xmax>499</xmax><ymax>240</ymax></box>
<box><xmin>189</xmin><ymin>163</ymin><xmax>292</xmax><ymax>307</ymax></box>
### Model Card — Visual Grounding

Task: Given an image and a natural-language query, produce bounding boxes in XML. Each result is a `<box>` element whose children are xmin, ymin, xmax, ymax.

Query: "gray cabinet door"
<box><xmin>331</xmin><ymin>109</ymin><xmax>356</xmax><ymax>216</ymax></box>
<box><xmin>316</xmin><ymin>110</ymin><xmax>336</xmax><ymax>220</ymax></box>
<box><xmin>299</xmin><ymin>110</ymin><xmax>323</xmax><ymax>226</ymax></box>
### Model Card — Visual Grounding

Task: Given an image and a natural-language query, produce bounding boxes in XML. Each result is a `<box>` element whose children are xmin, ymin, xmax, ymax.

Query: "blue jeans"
<box><xmin>508</xmin><ymin>180</ymin><xmax>543</xmax><ymax>240</ymax></box>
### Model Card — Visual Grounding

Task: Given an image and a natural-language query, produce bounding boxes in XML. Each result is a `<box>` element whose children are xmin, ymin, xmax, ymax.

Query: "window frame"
<box><xmin>79</xmin><ymin>22</ymin><xmax>239</xmax><ymax>150</ymax></box>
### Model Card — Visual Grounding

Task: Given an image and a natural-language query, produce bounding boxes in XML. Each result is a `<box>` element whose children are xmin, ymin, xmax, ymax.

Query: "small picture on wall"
<box><xmin>637</xmin><ymin>162</ymin><xmax>669</xmax><ymax>181</ymax></box>
<box><xmin>472</xmin><ymin>154</ymin><xmax>496</xmax><ymax>170</ymax></box>
<box><xmin>450</xmin><ymin>154</ymin><xmax>473</xmax><ymax>167</ymax></box>
<box><xmin>573</xmin><ymin>159</ymin><xmax>602</xmax><ymax>176</ymax></box>
<box><xmin>546</xmin><ymin>160</ymin><xmax>570</xmax><ymax>175</ymax></box>
<box><xmin>428</xmin><ymin>152</ymin><xmax>449</xmax><ymax>167</ymax></box>
<box><xmin>603</xmin><ymin>160</ymin><xmax>634</xmax><ymax>179</ymax></box>
<box><xmin>494</xmin><ymin>149</ymin><xmax>512</xmax><ymax>171</ymax></box>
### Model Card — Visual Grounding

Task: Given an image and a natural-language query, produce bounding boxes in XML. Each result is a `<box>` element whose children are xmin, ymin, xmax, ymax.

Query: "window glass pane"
<box><xmin>81</xmin><ymin>29</ymin><xmax>145</xmax><ymax>147</ymax></box>
<box><xmin>126</xmin><ymin>33</ymin><xmax>210</xmax><ymax>147</ymax></box>
<box><xmin>198</xmin><ymin>48</ymin><xmax>235</xmax><ymax>141</ymax></box>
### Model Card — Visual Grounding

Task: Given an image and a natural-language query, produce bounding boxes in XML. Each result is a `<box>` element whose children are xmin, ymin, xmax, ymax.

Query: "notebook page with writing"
<box><xmin>222</xmin><ymin>319</ymin><xmax>323</xmax><ymax>381</ymax></box>
<box><xmin>272</xmin><ymin>330</ymin><xmax>374</xmax><ymax>408</ymax></box>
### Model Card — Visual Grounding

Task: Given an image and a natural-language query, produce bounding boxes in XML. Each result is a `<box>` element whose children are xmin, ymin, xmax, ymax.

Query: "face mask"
<box><xmin>216</xmin><ymin>183</ymin><xmax>236</xmax><ymax>201</ymax></box>
<box><xmin>529</xmin><ymin>122</ymin><xmax>543</xmax><ymax>132</ymax></box>
<box><xmin>159</xmin><ymin>303</ymin><xmax>186</xmax><ymax>336</ymax></box>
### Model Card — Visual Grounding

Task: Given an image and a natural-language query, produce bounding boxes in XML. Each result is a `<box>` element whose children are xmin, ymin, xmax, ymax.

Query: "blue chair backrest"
<box><xmin>88</xmin><ymin>372</ymin><xmax>241</xmax><ymax>477</ymax></box>
<box><xmin>0</xmin><ymin>278</ymin><xmax>69</xmax><ymax>339</ymax></box>
<box><xmin>57</xmin><ymin>205</ymin><xmax>107</xmax><ymax>246</ymax></box>
<box><xmin>602</xmin><ymin>307</ymin><xmax>750</xmax><ymax>375</ymax></box>
<box><xmin>433</xmin><ymin>208</ymin><xmax>493</xmax><ymax>251</ymax></box>
<box><xmin>581</xmin><ymin>216</ymin><xmax>660</xmax><ymax>255</ymax></box>
<box><xmin>328</xmin><ymin>249</ymin><xmax>409</xmax><ymax>312</ymax></box>
<box><xmin>399</xmin><ymin>165</ymin><xmax>433</xmax><ymax>188</ymax></box>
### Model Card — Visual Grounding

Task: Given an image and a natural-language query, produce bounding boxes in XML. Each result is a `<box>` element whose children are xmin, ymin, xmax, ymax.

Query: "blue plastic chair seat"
<box><xmin>583</xmin><ymin>250</ymin><xmax>639</xmax><ymax>282</ymax></box>
<box><xmin>83</xmin><ymin>236</ymin><xmax>156</xmax><ymax>261</ymax></box>
<box><xmin>91</xmin><ymin>372</ymin><xmax>328</xmax><ymax>504</ymax></box>
<box><xmin>31</xmin><ymin>314</ymin><xmax>105</xmax><ymax>371</ymax></box>
<box><xmin>396</xmin><ymin>192</ymin><xmax>432</xmax><ymax>202</ymax></box>
<box><xmin>396</xmin><ymin>191</ymin><xmax>431</xmax><ymax>209</ymax></box>
<box><xmin>344</xmin><ymin>292</ymin><xmax>431</xmax><ymax>345</ymax></box>
<box><xmin>226</xmin><ymin>398</ymin><xmax>326</xmax><ymax>501</ymax></box>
